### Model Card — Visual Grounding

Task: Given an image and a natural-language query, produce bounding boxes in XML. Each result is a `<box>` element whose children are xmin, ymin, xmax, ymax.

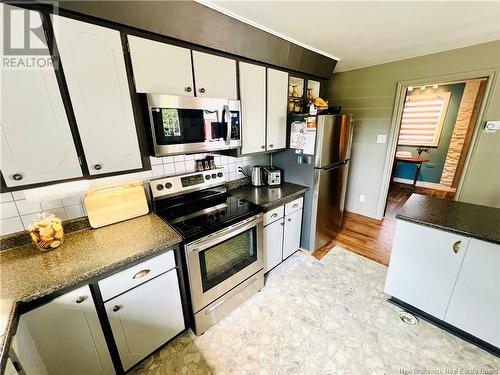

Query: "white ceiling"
<box><xmin>203</xmin><ymin>1</ymin><xmax>500</xmax><ymax>72</ymax></box>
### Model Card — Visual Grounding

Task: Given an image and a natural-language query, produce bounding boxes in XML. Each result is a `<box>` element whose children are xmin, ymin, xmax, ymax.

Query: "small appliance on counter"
<box><xmin>262</xmin><ymin>166</ymin><xmax>282</xmax><ymax>186</ymax></box>
<box><xmin>251</xmin><ymin>166</ymin><xmax>264</xmax><ymax>186</ymax></box>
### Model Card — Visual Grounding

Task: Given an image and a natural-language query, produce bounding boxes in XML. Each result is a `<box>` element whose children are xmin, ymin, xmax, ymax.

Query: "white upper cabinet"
<box><xmin>53</xmin><ymin>16</ymin><xmax>142</xmax><ymax>175</ymax></box>
<box><xmin>1</xmin><ymin>7</ymin><xmax>82</xmax><ymax>187</ymax></box>
<box><xmin>14</xmin><ymin>285</ymin><xmax>114</xmax><ymax>375</ymax></box>
<box><xmin>239</xmin><ymin>62</ymin><xmax>266</xmax><ymax>154</ymax></box>
<box><xmin>192</xmin><ymin>51</ymin><xmax>237</xmax><ymax>99</ymax></box>
<box><xmin>266</xmin><ymin>68</ymin><xmax>288</xmax><ymax>151</ymax></box>
<box><xmin>444</xmin><ymin>239</ymin><xmax>500</xmax><ymax>347</ymax></box>
<box><xmin>127</xmin><ymin>35</ymin><xmax>194</xmax><ymax>95</ymax></box>
<box><xmin>384</xmin><ymin>220</ymin><xmax>470</xmax><ymax>319</ymax></box>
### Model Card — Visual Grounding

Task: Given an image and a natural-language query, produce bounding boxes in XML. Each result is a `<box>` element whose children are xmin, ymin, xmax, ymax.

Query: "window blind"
<box><xmin>398</xmin><ymin>92</ymin><xmax>451</xmax><ymax>147</ymax></box>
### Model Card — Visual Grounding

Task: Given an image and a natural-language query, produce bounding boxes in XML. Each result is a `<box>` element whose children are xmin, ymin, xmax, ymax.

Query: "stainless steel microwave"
<box><xmin>147</xmin><ymin>94</ymin><xmax>241</xmax><ymax>156</ymax></box>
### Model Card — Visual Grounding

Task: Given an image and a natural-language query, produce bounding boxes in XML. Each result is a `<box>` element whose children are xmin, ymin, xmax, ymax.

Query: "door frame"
<box><xmin>376</xmin><ymin>68</ymin><xmax>497</xmax><ymax>220</ymax></box>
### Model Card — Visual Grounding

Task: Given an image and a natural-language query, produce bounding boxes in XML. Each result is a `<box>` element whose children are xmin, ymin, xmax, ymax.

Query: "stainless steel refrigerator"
<box><xmin>273</xmin><ymin>114</ymin><xmax>353</xmax><ymax>251</ymax></box>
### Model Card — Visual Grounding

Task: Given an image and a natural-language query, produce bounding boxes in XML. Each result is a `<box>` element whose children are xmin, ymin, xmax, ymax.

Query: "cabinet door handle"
<box><xmin>261</xmin><ymin>145</ymin><xmax>266</xmax><ymax>149</ymax></box>
<box><xmin>292</xmin><ymin>204</ymin><xmax>299</xmax><ymax>208</ymax></box>
<box><xmin>112</xmin><ymin>305</ymin><xmax>121</xmax><ymax>312</ymax></box>
<box><xmin>12</xmin><ymin>173</ymin><xmax>23</xmax><ymax>181</ymax></box>
<box><xmin>271</xmin><ymin>213</ymin><xmax>278</xmax><ymax>218</ymax></box>
<box><xmin>185</xmin><ymin>87</ymin><xmax>192</xmax><ymax>92</ymax></box>
<box><xmin>133</xmin><ymin>269</ymin><xmax>150</xmax><ymax>279</ymax></box>
<box><xmin>269</xmin><ymin>144</ymin><xmax>273</xmax><ymax>148</ymax></box>
<box><xmin>199</xmin><ymin>88</ymin><xmax>206</xmax><ymax>93</ymax></box>
<box><xmin>452</xmin><ymin>241</ymin><xmax>461</xmax><ymax>254</ymax></box>
<box><xmin>94</xmin><ymin>164</ymin><xmax>102</xmax><ymax>170</ymax></box>
<box><xmin>287</xmin><ymin>218</ymin><xmax>292</xmax><ymax>222</ymax></box>
<box><xmin>76</xmin><ymin>296</ymin><xmax>86</xmax><ymax>304</ymax></box>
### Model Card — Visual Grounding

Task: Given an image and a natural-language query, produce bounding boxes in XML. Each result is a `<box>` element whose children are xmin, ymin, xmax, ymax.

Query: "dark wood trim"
<box><xmin>89</xmin><ymin>282</ymin><xmax>125</xmax><ymax>374</ymax></box>
<box><xmin>120</xmin><ymin>32</ymin><xmax>153</xmax><ymax>169</ymax></box>
<box><xmin>42</xmin><ymin>12</ymin><xmax>89</xmax><ymax>176</ymax></box>
<box><xmin>388</xmin><ymin>297</ymin><xmax>500</xmax><ymax>358</ymax></box>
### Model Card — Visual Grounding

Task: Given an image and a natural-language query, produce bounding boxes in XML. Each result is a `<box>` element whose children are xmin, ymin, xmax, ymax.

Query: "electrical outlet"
<box><xmin>359</xmin><ymin>194</ymin><xmax>366</xmax><ymax>202</ymax></box>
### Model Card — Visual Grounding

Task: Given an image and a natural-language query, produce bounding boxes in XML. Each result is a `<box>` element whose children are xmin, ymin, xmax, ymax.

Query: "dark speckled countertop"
<box><xmin>0</xmin><ymin>213</ymin><xmax>182</xmax><ymax>366</ymax></box>
<box><xmin>229</xmin><ymin>182</ymin><xmax>308</xmax><ymax>210</ymax></box>
<box><xmin>397</xmin><ymin>194</ymin><xmax>500</xmax><ymax>244</ymax></box>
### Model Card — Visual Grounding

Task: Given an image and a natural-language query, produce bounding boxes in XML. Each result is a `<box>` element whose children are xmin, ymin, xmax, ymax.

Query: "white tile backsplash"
<box><xmin>1</xmin><ymin>217</ymin><xmax>23</xmax><ymax>234</ymax></box>
<box><xmin>0</xmin><ymin>152</ymin><xmax>269</xmax><ymax>235</ymax></box>
<box><xmin>163</xmin><ymin>163</ymin><xmax>175</xmax><ymax>176</ymax></box>
<box><xmin>11</xmin><ymin>191</ymin><xmax>25</xmax><ymax>200</ymax></box>
<box><xmin>64</xmin><ymin>204</ymin><xmax>86</xmax><ymax>220</ymax></box>
<box><xmin>151</xmin><ymin>164</ymin><xmax>164</xmax><ymax>176</ymax></box>
<box><xmin>1</xmin><ymin>201</ymin><xmax>19</xmax><ymax>219</ymax></box>
<box><xmin>61</xmin><ymin>194</ymin><xmax>84</xmax><ymax>206</ymax></box>
<box><xmin>40</xmin><ymin>199</ymin><xmax>63</xmax><ymax>210</ymax></box>
<box><xmin>21</xmin><ymin>213</ymin><xmax>41</xmax><ymax>229</ymax></box>
<box><xmin>0</xmin><ymin>192</ymin><xmax>13</xmax><ymax>202</ymax></box>
<box><xmin>15</xmin><ymin>200</ymin><xmax>42</xmax><ymax>215</ymax></box>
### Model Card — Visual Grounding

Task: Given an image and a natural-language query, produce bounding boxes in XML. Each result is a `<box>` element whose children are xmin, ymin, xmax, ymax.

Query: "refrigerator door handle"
<box><xmin>315</xmin><ymin>159</ymin><xmax>349</xmax><ymax>171</ymax></box>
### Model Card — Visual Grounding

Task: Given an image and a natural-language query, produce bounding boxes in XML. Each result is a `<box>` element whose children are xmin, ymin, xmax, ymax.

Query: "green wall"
<box><xmin>395</xmin><ymin>82</ymin><xmax>465</xmax><ymax>183</ymax></box>
<box><xmin>327</xmin><ymin>40</ymin><xmax>500</xmax><ymax>218</ymax></box>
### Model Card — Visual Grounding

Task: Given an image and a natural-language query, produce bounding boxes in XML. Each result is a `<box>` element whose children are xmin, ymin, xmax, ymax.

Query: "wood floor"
<box><xmin>312</xmin><ymin>183</ymin><xmax>454</xmax><ymax>266</ymax></box>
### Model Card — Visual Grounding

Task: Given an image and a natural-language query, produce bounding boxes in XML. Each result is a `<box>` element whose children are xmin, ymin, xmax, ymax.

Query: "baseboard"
<box><xmin>392</xmin><ymin>177</ymin><xmax>456</xmax><ymax>192</ymax></box>
<box><xmin>344</xmin><ymin>206</ymin><xmax>381</xmax><ymax>220</ymax></box>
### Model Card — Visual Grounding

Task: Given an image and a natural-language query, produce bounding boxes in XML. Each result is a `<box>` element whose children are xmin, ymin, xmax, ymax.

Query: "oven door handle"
<box><xmin>185</xmin><ymin>213</ymin><xmax>263</xmax><ymax>253</ymax></box>
<box><xmin>223</xmin><ymin>104</ymin><xmax>230</xmax><ymax>145</ymax></box>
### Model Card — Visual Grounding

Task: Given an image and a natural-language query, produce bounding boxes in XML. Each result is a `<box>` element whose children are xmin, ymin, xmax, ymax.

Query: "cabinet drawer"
<box><xmin>99</xmin><ymin>250</ymin><xmax>176</xmax><ymax>301</ymax></box>
<box><xmin>285</xmin><ymin>197</ymin><xmax>303</xmax><ymax>215</ymax></box>
<box><xmin>264</xmin><ymin>205</ymin><xmax>284</xmax><ymax>226</ymax></box>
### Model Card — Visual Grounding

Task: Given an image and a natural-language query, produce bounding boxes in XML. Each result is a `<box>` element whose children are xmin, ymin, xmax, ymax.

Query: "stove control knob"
<box><xmin>211</xmin><ymin>173</ymin><xmax>217</xmax><ymax>179</ymax></box>
<box><xmin>156</xmin><ymin>184</ymin><xmax>164</xmax><ymax>191</ymax></box>
<box><xmin>165</xmin><ymin>182</ymin><xmax>172</xmax><ymax>189</ymax></box>
<box><xmin>205</xmin><ymin>175</ymin><xmax>211</xmax><ymax>180</ymax></box>
<box><xmin>217</xmin><ymin>172</ymin><xmax>223</xmax><ymax>178</ymax></box>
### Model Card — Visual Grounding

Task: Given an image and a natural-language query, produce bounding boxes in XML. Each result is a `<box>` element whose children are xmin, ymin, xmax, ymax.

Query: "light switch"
<box><xmin>485</xmin><ymin>121</ymin><xmax>500</xmax><ymax>133</ymax></box>
<box><xmin>376</xmin><ymin>135</ymin><xmax>387</xmax><ymax>144</ymax></box>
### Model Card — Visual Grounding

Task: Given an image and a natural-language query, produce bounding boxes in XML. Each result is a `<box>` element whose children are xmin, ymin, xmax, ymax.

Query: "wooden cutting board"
<box><xmin>84</xmin><ymin>182</ymin><xmax>149</xmax><ymax>228</ymax></box>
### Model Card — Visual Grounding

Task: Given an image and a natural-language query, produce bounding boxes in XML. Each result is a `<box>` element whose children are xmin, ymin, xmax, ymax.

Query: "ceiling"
<box><xmin>203</xmin><ymin>1</ymin><xmax>500</xmax><ymax>72</ymax></box>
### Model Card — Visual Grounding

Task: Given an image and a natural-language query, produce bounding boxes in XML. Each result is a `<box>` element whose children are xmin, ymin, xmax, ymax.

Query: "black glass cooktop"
<box><xmin>154</xmin><ymin>188</ymin><xmax>262</xmax><ymax>241</ymax></box>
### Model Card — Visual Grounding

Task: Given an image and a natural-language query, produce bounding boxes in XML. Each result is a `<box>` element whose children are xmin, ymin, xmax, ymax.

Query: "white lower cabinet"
<box><xmin>105</xmin><ymin>269</ymin><xmax>185</xmax><ymax>370</ymax></box>
<box><xmin>283</xmin><ymin>209</ymin><xmax>303</xmax><ymax>260</ymax></box>
<box><xmin>264</xmin><ymin>218</ymin><xmax>284</xmax><ymax>272</ymax></box>
<box><xmin>385</xmin><ymin>220</ymin><xmax>500</xmax><ymax>348</ymax></box>
<box><xmin>444</xmin><ymin>239</ymin><xmax>500</xmax><ymax>347</ymax></box>
<box><xmin>13</xmin><ymin>285</ymin><xmax>114</xmax><ymax>375</ymax></box>
<box><xmin>263</xmin><ymin>197</ymin><xmax>304</xmax><ymax>272</ymax></box>
<box><xmin>384</xmin><ymin>220</ymin><xmax>469</xmax><ymax>319</ymax></box>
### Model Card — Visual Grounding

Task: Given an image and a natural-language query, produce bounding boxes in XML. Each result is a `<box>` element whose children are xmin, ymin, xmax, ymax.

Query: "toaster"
<box><xmin>263</xmin><ymin>166</ymin><xmax>282</xmax><ymax>186</ymax></box>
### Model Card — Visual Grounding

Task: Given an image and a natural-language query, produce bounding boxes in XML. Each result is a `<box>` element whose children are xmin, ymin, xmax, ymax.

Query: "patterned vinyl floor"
<box><xmin>130</xmin><ymin>247</ymin><xmax>499</xmax><ymax>375</ymax></box>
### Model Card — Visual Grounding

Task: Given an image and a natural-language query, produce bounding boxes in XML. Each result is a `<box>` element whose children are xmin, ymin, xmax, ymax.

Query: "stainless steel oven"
<box><xmin>147</xmin><ymin>94</ymin><xmax>241</xmax><ymax>156</ymax></box>
<box><xmin>184</xmin><ymin>213</ymin><xmax>264</xmax><ymax>333</ymax></box>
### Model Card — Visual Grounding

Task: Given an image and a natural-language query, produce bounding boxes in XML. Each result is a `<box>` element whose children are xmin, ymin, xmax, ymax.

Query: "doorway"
<box><xmin>383</xmin><ymin>77</ymin><xmax>488</xmax><ymax>218</ymax></box>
